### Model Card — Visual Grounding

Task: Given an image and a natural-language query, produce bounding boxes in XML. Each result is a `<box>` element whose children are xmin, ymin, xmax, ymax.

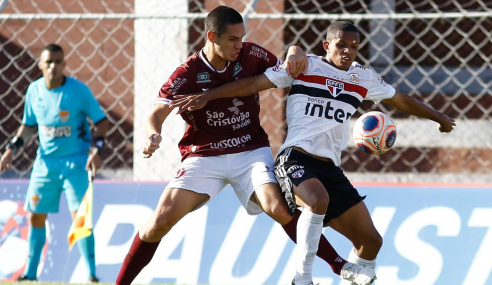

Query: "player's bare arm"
<box><xmin>285</xmin><ymin>45</ymin><xmax>308</xmax><ymax>78</ymax></box>
<box><xmin>171</xmin><ymin>46</ymin><xmax>306</xmax><ymax>113</ymax></box>
<box><xmin>0</xmin><ymin>124</ymin><xmax>36</xmax><ymax>170</ymax></box>
<box><xmin>143</xmin><ymin>103</ymin><xmax>172</xmax><ymax>158</ymax></box>
<box><xmin>86</xmin><ymin>118</ymin><xmax>109</xmax><ymax>173</ymax></box>
<box><xmin>383</xmin><ymin>91</ymin><xmax>456</xmax><ymax>133</ymax></box>
<box><xmin>173</xmin><ymin>74</ymin><xmax>276</xmax><ymax>114</ymax></box>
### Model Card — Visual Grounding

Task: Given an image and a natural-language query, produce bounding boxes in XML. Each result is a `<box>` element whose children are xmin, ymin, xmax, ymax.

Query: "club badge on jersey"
<box><xmin>59</xmin><ymin>110</ymin><xmax>70</xmax><ymax>123</ymax></box>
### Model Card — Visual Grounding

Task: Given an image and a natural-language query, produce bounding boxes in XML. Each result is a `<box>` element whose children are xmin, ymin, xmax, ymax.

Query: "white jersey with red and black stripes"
<box><xmin>264</xmin><ymin>54</ymin><xmax>396</xmax><ymax>165</ymax></box>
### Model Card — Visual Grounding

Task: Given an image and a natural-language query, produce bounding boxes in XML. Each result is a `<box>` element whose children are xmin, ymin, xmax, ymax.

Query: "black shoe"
<box><xmin>16</xmin><ymin>275</ymin><xmax>37</xmax><ymax>282</ymax></box>
<box><xmin>89</xmin><ymin>275</ymin><xmax>100</xmax><ymax>283</ymax></box>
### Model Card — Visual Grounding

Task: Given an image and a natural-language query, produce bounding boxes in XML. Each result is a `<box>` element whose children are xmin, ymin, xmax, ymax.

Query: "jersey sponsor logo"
<box><xmin>233</xmin><ymin>62</ymin><xmax>243</xmax><ymax>76</ymax></box>
<box><xmin>168</xmin><ymin>78</ymin><xmax>187</xmax><ymax>95</ymax></box>
<box><xmin>40</xmin><ymin>125</ymin><xmax>71</xmax><ymax>138</ymax></box>
<box><xmin>249</xmin><ymin>46</ymin><xmax>270</xmax><ymax>62</ymax></box>
<box><xmin>292</xmin><ymin>169</ymin><xmax>305</xmax><ymax>178</ymax></box>
<box><xmin>349</xmin><ymin>73</ymin><xmax>360</xmax><ymax>84</ymax></box>
<box><xmin>206</xmin><ymin>110</ymin><xmax>251</xmax><ymax>130</ymax></box>
<box><xmin>326</xmin><ymin>79</ymin><xmax>344</xmax><ymax>97</ymax></box>
<box><xmin>228</xmin><ymin>98</ymin><xmax>244</xmax><ymax>115</ymax></box>
<box><xmin>197</xmin><ymin>72</ymin><xmax>211</xmax><ymax>83</ymax></box>
<box><xmin>59</xmin><ymin>110</ymin><xmax>69</xmax><ymax>123</ymax></box>
<box><xmin>209</xmin><ymin>134</ymin><xmax>252</xmax><ymax>149</ymax></box>
<box><xmin>304</xmin><ymin>99</ymin><xmax>353</xmax><ymax>123</ymax></box>
<box><xmin>175</xmin><ymin>168</ymin><xmax>186</xmax><ymax>178</ymax></box>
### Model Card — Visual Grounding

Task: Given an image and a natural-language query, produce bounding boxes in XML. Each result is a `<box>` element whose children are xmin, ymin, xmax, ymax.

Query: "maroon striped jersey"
<box><xmin>156</xmin><ymin>42</ymin><xmax>281</xmax><ymax>161</ymax></box>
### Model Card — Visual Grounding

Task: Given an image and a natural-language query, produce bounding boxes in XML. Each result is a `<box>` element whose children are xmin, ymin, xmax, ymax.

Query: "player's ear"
<box><xmin>207</xmin><ymin>31</ymin><xmax>216</xmax><ymax>43</ymax></box>
<box><xmin>322</xmin><ymin>40</ymin><xmax>329</xmax><ymax>51</ymax></box>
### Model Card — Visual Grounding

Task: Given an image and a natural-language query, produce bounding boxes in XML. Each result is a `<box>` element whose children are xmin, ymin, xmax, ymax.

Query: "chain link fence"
<box><xmin>1</xmin><ymin>0</ymin><xmax>491</xmax><ymax>182</ymax></box>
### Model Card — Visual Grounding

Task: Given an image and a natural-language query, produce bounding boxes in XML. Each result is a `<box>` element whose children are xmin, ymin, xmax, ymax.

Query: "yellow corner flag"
<box><xmin>68</xmin><ymin>170</ymin><xmax>94</xmax><ymax>250</ymax></box>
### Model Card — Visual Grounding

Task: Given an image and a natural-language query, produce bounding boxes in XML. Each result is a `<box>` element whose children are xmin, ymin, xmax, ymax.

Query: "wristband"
<box><xmin>6</xmin><ymin>136</ymin><xmax>24</xmax><ymax>154</ymax></box>
<box><xmin>92</xmin><ymin>136</ymin><xmax>105</xmax><ymax>156</ymax></box>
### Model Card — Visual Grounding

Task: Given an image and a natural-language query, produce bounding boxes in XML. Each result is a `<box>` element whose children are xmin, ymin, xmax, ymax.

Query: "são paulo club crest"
<box><xmin>326</xmin><ymin>79</ymin><xmax>344</xmax><ymax>97</ymax></box>
<box><xmin>0</xmin><ymin>200</ymin><xmax>49</xmax><ymax>281</ymax></box>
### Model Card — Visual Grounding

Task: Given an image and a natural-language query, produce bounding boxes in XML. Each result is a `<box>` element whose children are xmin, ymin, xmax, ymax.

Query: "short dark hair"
<box><xmin>326</xmin><ymin>21</ymin><xmax>359</xmax><ymax>40</ymax></box>
<box><xmin>43</xmin><ymin>43</ymin><xmax>64</xmax><ymax>54</ymax></box>
<box><xmin>205</xmin><ymin>6</ymin><xmax>243</xmax><ymax>37</ymax></box>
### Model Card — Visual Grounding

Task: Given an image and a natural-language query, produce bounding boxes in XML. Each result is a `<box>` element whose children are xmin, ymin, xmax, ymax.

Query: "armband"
<box><xmin>6</xmin><ymin>136</ymin><xmax>24</xmax><ymax>154</ymax></box>
<box><xmin>92</xmin><ymin>136</ymin><xmax>105</xmax><ymax>156</ymax></box>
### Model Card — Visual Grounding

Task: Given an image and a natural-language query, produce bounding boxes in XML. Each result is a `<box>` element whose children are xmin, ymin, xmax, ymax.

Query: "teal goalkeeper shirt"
<box><xmin>22</xmin><ymin>76</ymin><xmax>106</xmax><ymax>158</ymax></box>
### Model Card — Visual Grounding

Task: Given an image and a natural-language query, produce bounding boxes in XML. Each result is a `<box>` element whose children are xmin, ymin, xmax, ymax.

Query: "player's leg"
<box><xmin>328</xmin><ymin>202</ymin><xmax>381</xmax><ymax>285</ymax></box>
<box><xmin>116</xmin><ymin>187</ymin><xmax>210</xmax><ymax>285</ymax></box>
<box><xmin>19</xmin><ymin>213</ymin><xmax>47</xmax><ymax>281</ymax></box>
<box><xmin>64</xmin><ymin>153</ymin><xmax>98</xmax><ymax>281</ymax></box>
<box><xmin>251</xmin><ymin>182</ymin><xmax>291</xmax><ymax>225</ymax></box>
<box><xmin>271</xmin><ymin>147</ymin><xmax>328</xmax><ymax>285</ymax></box>
<box><xmin>250</xmin><ymin>170</ymin><xmax>350</xmax><ymax>276</ymax></box>
<box><xmin>116</xmin><ymin>156</ymin><xmax>227</xmax><ymax>285</ymax></box>
<box><xmin>324</xmin><ymin>168</ymin><xmax>381</xmax><ymax>285</ymax></box>
<box><xmin>285</xmin><ymin>208</ymin><xmax>349</xmax><ymax>275</ymax></box>
<box><xmin>328</xmin><ymin>201</ymin><xmax>382</xmax><ymax>260</ymax></box>
<box><xmin>328</xmin><ymin>200</ymin><xmax>382</xmax><ymax>264</ymax></box>
<box><xmin>21</xmin><ymin>156</ymin><xmax>62</xmax><ymax>281</ymax></box>
<box><xmin>291</xmin><ymin>178</ymin><xmax>328</xmax><ymax>285</ymax></box>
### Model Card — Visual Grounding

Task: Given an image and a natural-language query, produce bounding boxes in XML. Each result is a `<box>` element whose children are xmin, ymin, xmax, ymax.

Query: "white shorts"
<box><xmin>166</xmin><ymin>147</ymin><xmax>277</xmax><ymax>215</ymax></box>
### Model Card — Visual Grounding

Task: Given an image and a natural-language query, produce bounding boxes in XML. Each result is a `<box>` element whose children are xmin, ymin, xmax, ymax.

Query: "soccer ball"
<box><xmin>353</xmin><ymin>111</ymin><xmax>397</xmax><ymax>155</ymax></box>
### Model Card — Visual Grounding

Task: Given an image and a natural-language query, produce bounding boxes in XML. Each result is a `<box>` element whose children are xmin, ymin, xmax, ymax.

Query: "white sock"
<box><xmin>294</xmin><ymin>209</ymin><xmax>325</xmax><ymax>285</ymax></box>
<box><xmin>340</xmin><ymin>248</ymin><xmax>377</xmax><ymax>285</ymax></box>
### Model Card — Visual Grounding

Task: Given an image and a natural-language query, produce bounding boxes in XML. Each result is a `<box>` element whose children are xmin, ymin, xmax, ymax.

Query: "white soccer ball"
<box><xmin>353</xmin><ymin>111</ymin><xmax>397</xmax><ymax>155</ymax></box>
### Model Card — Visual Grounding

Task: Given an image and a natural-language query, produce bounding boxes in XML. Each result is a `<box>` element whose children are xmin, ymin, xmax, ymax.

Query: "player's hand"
<box><xmin>171</xmin><ymin>93</ymin><xmax>210</xmax><ymax>114</ymax></box>
<box><xmin>0</xmin><ymin>148</ymin><xmax>14</xmax><ymax>171</ymax></box>
<box><xmin>285</xmin><ymin>47</ymin><xmax>308</xmax><ymax>78</ymax></box>
<box><xmin>143</xmin><ymin>134</ymin><xmax>162</xmax><ymax>158</ymax></box>
<box><xmin>86</xmin><ymin>148</ymin><xmax>102</xmax><ymax>175</ymax></box>
<box><xmin>438</xmin><ymin>114</ymin><xmax>456</xmax><ymax>133</ymax></box>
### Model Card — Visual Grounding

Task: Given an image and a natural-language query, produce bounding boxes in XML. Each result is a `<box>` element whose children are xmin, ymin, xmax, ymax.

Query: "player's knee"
<box><xmin>304</xmin><ymin>192</ymin><xmax>329</xmax><ymax>215</ymax></box>
<box><xmin>146</xmin><ymin>215</ymin><xmax>178</xmax><ymax>239</ymax></box>
<box><xmin>270</xmin><ymin>208</ymin><xmax>292</xmax><ymax>225</ymax></box>
<box><xmin>363</xmin><ymin>232</ymin><xmax>383</xmax><ymax>253</ymax></box>
<box><xmin>264</xmin><ymin>202</ymin><xmax>292</xmax><ymax>225</ymax></box>
<box><xmin>29</xmin><ymin>213</ymin><xmax>47</xmax><ymax>227</ymax></box>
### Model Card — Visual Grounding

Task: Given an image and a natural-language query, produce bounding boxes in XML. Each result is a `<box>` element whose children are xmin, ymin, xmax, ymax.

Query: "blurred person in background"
<box><xmin>0</xmin><ymin>43</ymin><xmax>108</xmax><ymax>282</ymax></box>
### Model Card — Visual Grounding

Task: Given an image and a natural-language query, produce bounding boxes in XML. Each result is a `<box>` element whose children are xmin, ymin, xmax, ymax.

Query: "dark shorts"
<box><xmin>274</xmin><ymin>147</ymin><xmax>365</xmax><ymax>224</ymax></box>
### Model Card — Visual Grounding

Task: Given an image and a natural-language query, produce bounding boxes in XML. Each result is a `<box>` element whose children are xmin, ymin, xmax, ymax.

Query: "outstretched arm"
<box><xmin>383</xmin><ymin>91</ymin><xmax>456</xmax><ymax>132</ymax></box>
<box><xmin>171</xmin><ymin>46</ymin><xmax>306</xmax><ymax>113</ymax></box>
<box><xmin>172</xmin><ymin>74</ymin><xmax>277</xmax><ymax>113</ymax></box>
